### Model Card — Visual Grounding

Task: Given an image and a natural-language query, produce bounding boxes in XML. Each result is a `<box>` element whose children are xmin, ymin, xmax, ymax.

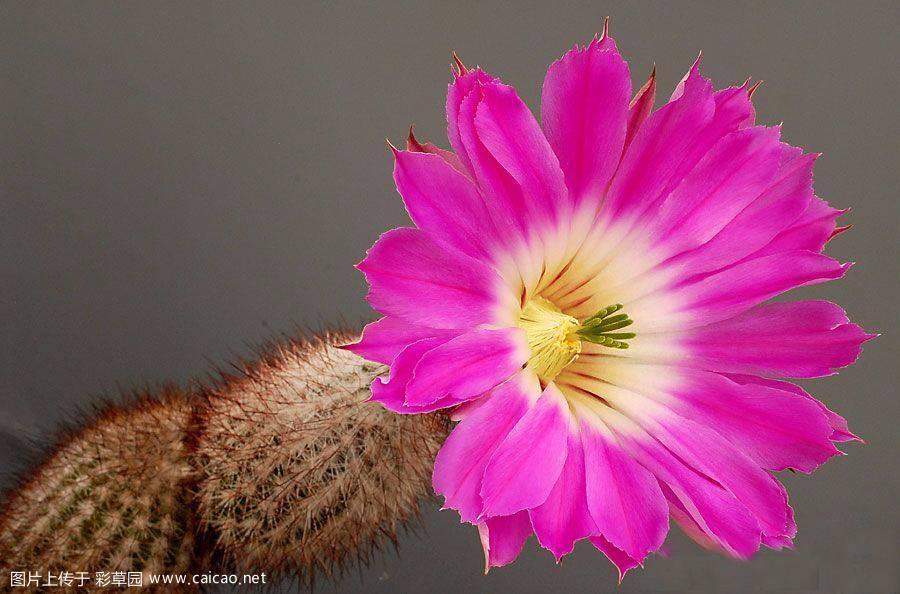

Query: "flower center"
<box><xmin>518</xmin><ymin>298</ymin><xmax>636</xmax><ymax>383</ymax></box>
<box><xmin>517</xmin><ymin>297</ymin><xmax>581</xmax><ymax>382</ymax></box>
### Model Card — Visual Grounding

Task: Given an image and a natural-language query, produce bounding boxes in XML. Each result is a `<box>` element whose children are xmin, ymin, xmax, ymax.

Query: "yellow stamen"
<box><xmin>517</xmin><ymin>297</ymin><xmax>582</xmax><ymax>382</ymax></box>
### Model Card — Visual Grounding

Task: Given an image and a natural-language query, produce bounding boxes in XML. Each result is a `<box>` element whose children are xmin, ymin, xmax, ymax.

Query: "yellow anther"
<box><xmin>517</xmin><ymin>297</ymin><xmax>582</xmax><ymax>382</ymax></box>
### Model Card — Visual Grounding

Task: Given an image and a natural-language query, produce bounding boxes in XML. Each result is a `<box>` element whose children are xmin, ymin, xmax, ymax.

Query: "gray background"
<box><xmin>2</xmin><ymin>1</ymin><xmax>898</xmax><ymax>592</ymax></box>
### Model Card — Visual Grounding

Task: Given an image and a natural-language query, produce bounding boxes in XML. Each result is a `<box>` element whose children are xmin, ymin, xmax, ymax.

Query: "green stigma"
<box><xmin>576</xmin><ymin>303</ymin><xmax>635</xmax><ymax>349</ymax></box>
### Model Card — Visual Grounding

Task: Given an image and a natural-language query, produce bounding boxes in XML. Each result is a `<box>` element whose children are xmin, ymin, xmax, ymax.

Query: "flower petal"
<box><xmin>529</xmin><ymin>425</ymin><xmax>596</xmax><ymax>561</ymax></box>
<box><xmin>664</xmin><ymin>147</ymin><xmax>816</xmax><ymax>275</ymax></box>
<box><xmin>604</xmin><ymin>62</ymin><xmax>715</xmax><ymax>222</ymax></box>
<box><xmin>370</xmin><ymin>336</ymin><xmax>456</xmax><ymax>413</ymax></box>
<box><xmin>673</xmin><ymin>368</ymin><xmax>838</xmax><ymax>472</ymax></box>
<box><xmin>476</xmin><ymin>82</ymin><xmax>568</xmax><ymax>225</ymax></box>
<box><xmin>404</xmin><ymin>328</ymin><xmax>528</xmax><ymax>407</ymax></box>
<box><xmin>590</xmin><ymin>535</ymin><xmax>641</xmax><ymax>584</ymax></box>
<box><xmin>393</xmin><ymin>149</ymin><xmax>499</xmax><ymax>262</ymax></box>
<box><xmin>579</xmin><ymin>416</ymin><xmax>668</xmax><ymax>563</ymax></box>
<box><xmin>358</xmin><ymin>227</ymin><xmax>516</xmax><ymax>329</ymax></box>
<box><xmin>406</xmin><ymin>127</ymin><xmax>468</xmax><ymax>175</ymax></box>
<box><xmin>623</xmin><ymin>67</ymin><xmax>656</xmax><ymax>152</ymax></box>
<box><xmin>682</xmin><ymin>300</ymin><xmax>874</xmax><ymax>378</ymax></box>
<box><xmin>433</xmin><ymin>371</ymin><xmax>541</xmax><ymax>522</ymax></box>
<box><xmin>752</xmin><ymin>195</ymin><xmax>845</xmax><ymax>257</ymax></box>
<box><xmin>586</xmin><ymin>126</ymin><xmax>785</xmax><ymax>299</ymax></box>
<box><xmin>573</xmin><ymin>402</ymin><xmax>762</xmax><ymax>559</ymax></box>
<box><xmin>661</xmin><ymin>482</ymin><xmax>730</xmax><ymax>554</ymax></box>
<box><xmin>480</xmin><ymin>383</ymin><xmax>570</xmax><ymax>517</ymax></box>
<box><xmin>606</xmin><ymin>60</ymin><xmax>751</xmax><ymax>224</ymax></box>
<box><xmin>456</xmin><ymin>80</ymin><xmax>546</xmax><ymax>293</ymax></box>
<box><xmin>646</xmin><ymin>416</ymin><xmax>794</xmax><ymax>541</ymax></box>
<box><xmin>726</xmin><ymin>373</ymin><xmax>860</xmax><ymax>442</ymax></box>
<box><xmin>447</xmin><ymin>67</ymin><xmax>497</xmax><ymax>175</ymax></box>
<box><xmin>477</xmin><ymin>511</ymin><xmax>533</xmax><ymax>571</ymax></box>
<box><xmin>541</xmin><ymin>34</ymin><xmax>631</xmax><ymax>207</ymax></box>
<box><xmin>624</xmin><ymin>429</ymin><xmax>763</xmax><ymax>559</ymax></box>
<box><xmin>643</xmin><ymin>126</ymin><xmax>784</xmax><ymax>257</ymax></box>
<box><xmin>630</xmin><ymin>250</ymin><xmax>849</xmax><ymax>332</ymax></box>
<box><xmin>344</xmin><ymin>316</ymin><xmax>458</xmax><ymax>365</ymax></box>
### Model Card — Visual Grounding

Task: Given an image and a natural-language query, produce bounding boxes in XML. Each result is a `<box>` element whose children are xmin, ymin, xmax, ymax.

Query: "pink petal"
<box><xmin>623</xmin><ymin>431</ymin><xmax>762</xmax><ymax>558</ymax></box>
<box><xmin>636</xmin><ymin>250</ymin><xmax>849</xmax><ymax>331</ymax></box>
<box><xmin>370</xmin><ymin>336</ymin><xmax>457</xmax><ymax>413</ymax></box>
<box><xmin>457</xmin><ymin>80</ymin><xmax>534</xmax><ymax>242</ymax></box>
<box><xmin>406</xmin><ymin>127</ymin><xmax>468</xmax><ymax>175</ymax></box>
<box><xmin>645</xmin><ymin>126</ymin><xmax>783</xmax><ymax>256</ymax></box>
<box><xmin>405</xmin><ymin>328</ymin><xmax>528</xmax><ymax>407</ymax></box>
<box><xmin>393</xmin><ymin>149</ymin><xmax>499</xmax><ymax>262</ymax></box>
<box><xmin>541</xmin><ymin>34</ymin><xmax>631</xmax><ymax>206</ymax></box>
<box><xmin>344</xmin><ymin>316</ymin><xmax>458</xmax><ymax>365</ymax></box>
<box><xmin>579</xmin><ymin>417</ymin><xmax>668</xmax><ymax>563</ymax></box>
<box><xmin>714</xmin><ymin>82</ymin><xmax>756</xmax><ymax>129</ymax></box>
<box><xmin>607</xmin><ymin>60</ymin><xmax>752</xmax><ymax>223</ymax></box>
<box><xmin>665</xmin><ymin>367</ymin><xmax>839</xmax><ymax>472</ymax></box>
<box><xmin>753</xmin><ymin>195</ymin><xmax>845</xmax><ymax>257</ymax></box>
<box><xmin>647</xmin><ymin>416</ymin><xmax>794</xmax><ymax>541</ymax></box>
<box><xmin>447</xmin><ymin>66</ymin><xmax>497</xmax><ymax>176</ymax></box>
<box><xmin>662</xmin><ymin>483</ymin><xmax>728</xmax><ymax>554</ymax></box>
<box><xmin>357</xmin><ymin>227</ymin><xmax>515</xmax><ymax>329</ymax></box>
<box><xmin>480</xmin><ymin>383</ymin><xmax>570</xmax><ymax>517</ymax></box>
<box><xmin>683</xmin><ymin>300</ymin><xmax>874</xmax><ymax>378</ymax></box>
<box><xmin>590</xmin><ymin>535</ymin><xmax>641</xmax><ymax>584</ymax></box>
<box><xmin>725</xmin><ymin>373</ymin><xmax>860</xmax><ymax>442</ymax></box>
<box><xmin>477</xmin><ymin>511</ymin><xmax>533</xmax><ymax>571</ymax></box>
<box><xmin>433</xmin><ymin>372</ymin><xmax>540</xmax><ymax>522</ymax></box>
<box><xmin>624</xmin><ymin>67</ymin><xmax>656</xmax><ymax>152</ymax></box>
<box><xmin>475</xmin><ymin>82</ymin><xmax>568</xmax><ymax>225</ymax></box>
<box><xmin>529</xmin><ymin>426</ymin><xmax>596</xmax><ymax>561</ymax></box>
<box><xmin>667</xmin><ymin>65</ymin><xmax>757</xmax><ymax>192</ymax></box>
<box><xmin>666</xmin><ymin>147</ymin><xmax>816</xmax><ymax>275</ymax></box>
<box><xmin>450</xmin><ymin>77</ymin><xmax>548</xmax><ymax>292</ymax></box>
<box><xmin>605</xmin><ymin>61</ymin><xmax>715</xmax><ymax>221</ymax></box>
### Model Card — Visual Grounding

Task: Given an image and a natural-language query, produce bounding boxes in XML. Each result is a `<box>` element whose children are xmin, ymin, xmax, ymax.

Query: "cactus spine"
<box><xmin>0</xmin><ymin>387</ymin><xmax>203</xmax><ymax>592</ymax></box>
<box><xmin>0</xmin><ymin>330</ymin><xmax>449</xmax><ymax>589</ymax></box>
<box><xmin>190</xmin><ymin>330</ymin><xmax>449</xmax><ymax>583</ymax></box>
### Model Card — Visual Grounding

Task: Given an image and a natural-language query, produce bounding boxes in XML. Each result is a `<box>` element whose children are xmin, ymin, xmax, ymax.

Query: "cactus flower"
<box><xmin>347</xmin><ymin>22</ymin><xmax>872</xmax><ymax>579</ymax></box>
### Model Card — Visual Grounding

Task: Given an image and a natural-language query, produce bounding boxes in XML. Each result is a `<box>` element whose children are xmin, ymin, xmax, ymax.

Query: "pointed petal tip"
<box><xmin>600</xmin><ymin>16</ymin><xmax>610</xmax><ymax>39</ymax></box>
<box><xmin>406</xmin><ymin>125</ymin><xmax>426</xmax><ymax>152</ymax></box>
<box><xmin>385</xmin><ymin>138</ymin><xmax>399</xmax><ymax>155</ymax></box>
<box><xmin>748</xmin><ymin>80</ymin><xmax>764</xmax><ymax>98</ymax></box>
<box><xmin>616</xmin><ymin>566</ymin><xmax>634</xmax><ymax>585</ymax></box>
<box><xmin>692</xmin><ymin>50</ymin><xmax>703</xmax><ymax>69</ymax></box>
<box><xmin>451</xmin><ymin>51</ymin><xmax>468</xmax><ymax>77</ymax></box>
<box><xmin>477</xmin><ymin>523</ymin><xmax>492</xmax><ymax>574</ymax></box>
<box><xmin>831</xmin><ymin>224</ymin><xmax>853</xmax><ymax>238</ymax></box>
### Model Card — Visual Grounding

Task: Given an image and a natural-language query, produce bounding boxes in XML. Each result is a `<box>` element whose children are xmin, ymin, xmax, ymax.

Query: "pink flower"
<box><xmin>347</xmin><ymin>23</ymin><xmax>873</xmax><ymax>579</ymax></box>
